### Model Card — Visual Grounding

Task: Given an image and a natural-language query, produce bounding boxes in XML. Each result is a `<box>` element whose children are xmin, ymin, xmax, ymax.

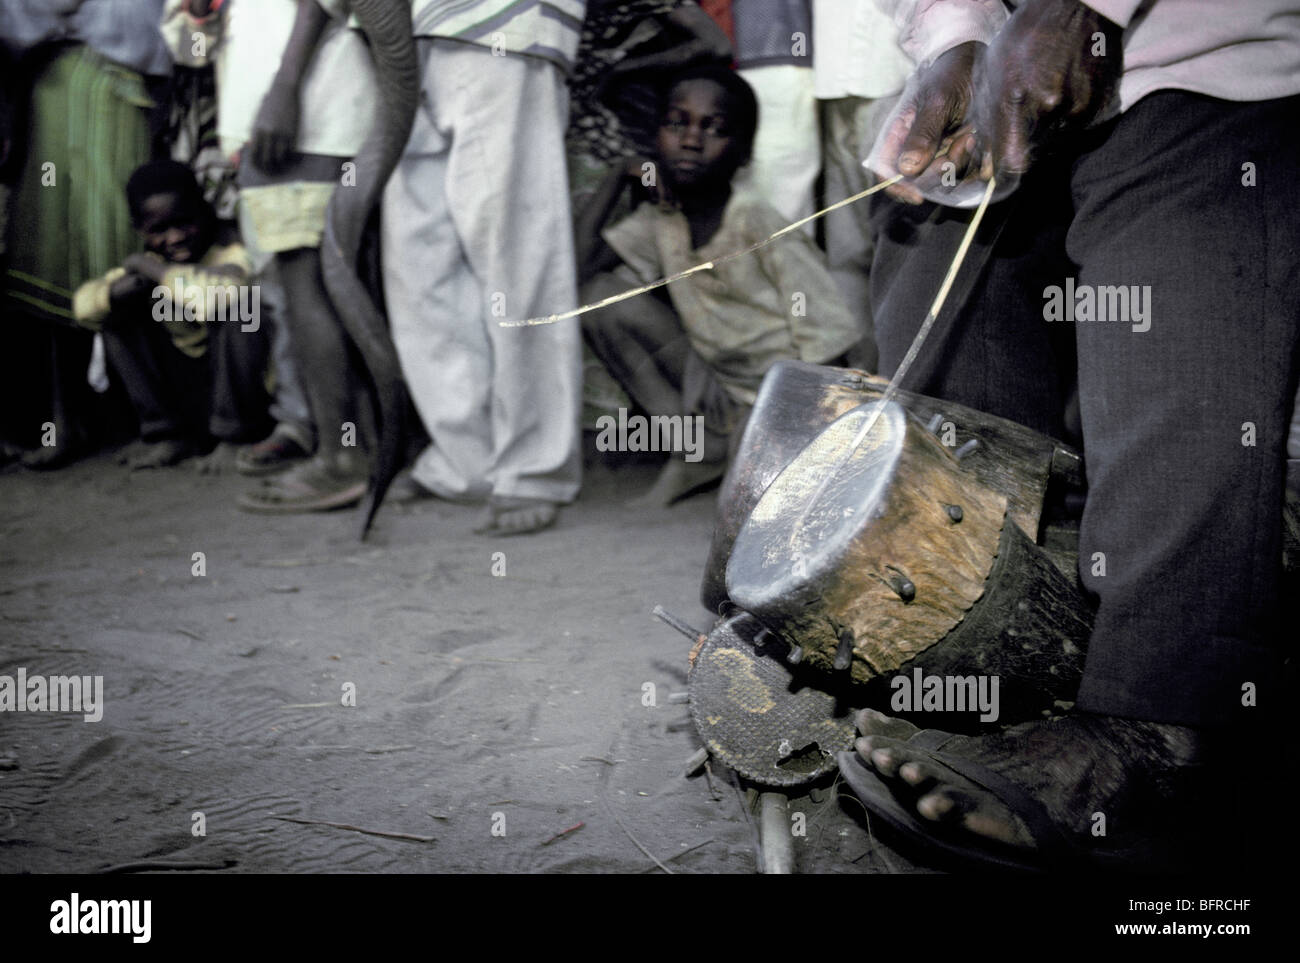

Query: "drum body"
<box><xmin>709</xmin><ymin>369</ymin><xmax>1093</xmax><ymax>728</ymax></box>
<box><xmin>701</xmin><ymin>360</ymin><xmax>1083</xmax><ymax>613</ymax></box>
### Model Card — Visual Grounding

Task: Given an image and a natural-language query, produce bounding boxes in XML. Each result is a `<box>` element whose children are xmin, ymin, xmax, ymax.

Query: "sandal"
<box><xmin>237</xmin><ymin>452</ymin><xmax>367</xmax><ymax>514</ymax></box>
<box><xmin>836</xmin><ymin>734</ymin><xmax>1072</xmax><ymax>874</ymax></box>
<box><xmin>236</xmin><ymin>425</ymin><xmax>311</xmax><ymax>476</ymax></box>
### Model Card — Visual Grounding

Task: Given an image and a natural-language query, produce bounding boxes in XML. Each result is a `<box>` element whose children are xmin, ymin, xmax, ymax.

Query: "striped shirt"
<box><xmin>320</xmin><ymin>0</ymin><xmax>587</xmax><ymax>72</ymax></box>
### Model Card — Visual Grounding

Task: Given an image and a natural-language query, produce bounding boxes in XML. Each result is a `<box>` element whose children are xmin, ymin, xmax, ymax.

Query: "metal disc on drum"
<box><xmin>688</xmin><ymin>610</ymin><xmax>858</xmax><ymax>788</ymax></box>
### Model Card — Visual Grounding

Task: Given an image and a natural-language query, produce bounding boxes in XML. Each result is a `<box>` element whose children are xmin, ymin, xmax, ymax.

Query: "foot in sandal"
<box><xmin>237</xmin><ymin>449</ymin><xmax>368</xmax><ymax>514</ymax></box>
<box><xmin>838</xmin><ymin>708</ymin><xmax>1205</xmax><ymax>871</ymax></box>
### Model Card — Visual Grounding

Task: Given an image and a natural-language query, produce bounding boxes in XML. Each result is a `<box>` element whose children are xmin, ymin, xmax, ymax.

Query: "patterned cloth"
<box><xmin>317</xmin><ymin>0</ymin><xmax>588</xmax><ymax>72</ymax></box>
<box><xmin>161</xmin><ymin>64</ymin><xmax>239</xmax><ymax>220</ymax></box>
<box><xmin>3</xmin><ymin>45</ymin><xmax>153</xmax><ymax>326</ymax></box>
<box><xmin>567</xmin><ymin>0</ymin><xmax>682</xmax><ymax>167</ymax></box>
<box><xmin>162</xmin><ymin>0</ymin><xmax>378</xmax><ymax>158</ymax></box>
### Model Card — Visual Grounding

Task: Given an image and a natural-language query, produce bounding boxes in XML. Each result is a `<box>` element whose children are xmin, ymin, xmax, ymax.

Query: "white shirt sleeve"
<box><xmin>873</xmin><ymin>0</ymin><xmax>1007</xmax><ymax>67</ymax></box>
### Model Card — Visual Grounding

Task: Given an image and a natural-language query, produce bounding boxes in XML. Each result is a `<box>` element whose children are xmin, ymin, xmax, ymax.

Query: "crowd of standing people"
<box><xmin>0</xmin><ymin>0</ymin><xmax>910</xmax><ymax>535</ymax></box>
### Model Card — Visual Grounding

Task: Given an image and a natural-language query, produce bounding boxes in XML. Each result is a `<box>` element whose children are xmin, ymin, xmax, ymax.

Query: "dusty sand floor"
<box><xmin>0</xmin><ymin>448</ymin><xmax>912</xmax><ymax>874</ymax></box>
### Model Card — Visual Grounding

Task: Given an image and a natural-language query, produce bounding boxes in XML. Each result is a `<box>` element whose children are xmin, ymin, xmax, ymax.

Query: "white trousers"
<box><xmin>735</xmin><ymin>65</ymin><xmax>820</xmax><ymax>225</ymax></box>
<box><xmin>381</xmin><ymin>41</ymin><xmax>582</xmax><ymax>503</ymax></box>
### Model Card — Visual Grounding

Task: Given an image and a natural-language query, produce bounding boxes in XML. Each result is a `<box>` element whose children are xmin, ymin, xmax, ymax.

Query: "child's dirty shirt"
<box><xmin>602</xmin><ymin>186</ymin><xmax>859</xmax><ymax>404</ymax></box>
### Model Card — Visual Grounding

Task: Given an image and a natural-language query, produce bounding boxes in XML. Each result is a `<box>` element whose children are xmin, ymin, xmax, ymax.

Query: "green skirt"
<box><xmin>3</xmin><ymin>45</ymin><xmax>153</xmax><ymax>327</ymax></box>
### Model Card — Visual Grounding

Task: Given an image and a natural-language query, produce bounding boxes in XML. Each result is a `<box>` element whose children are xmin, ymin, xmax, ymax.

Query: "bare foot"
<box><xmin>387</xmin><ymin>470</ymin><xmax>439</xmax><ymax>505</ymax></box>
<box><xmin>195</xmin><ymin>441</ymin><xmax>242</xmax><ymax>475</ymax></box>
<box><xmin>126</xmin><ymin>438</ymin><xmax>202</xmax><ymax>470</ymax></box>
<box><xmin>21</xmin><ymin>441</ymin><xmax>82</xmax><ymax>470</ymax></box>
<box><xmin>631</xmin><ymin>459</ymin><xmax>726</xmax><ymax>507</ymax></box>
<box><xmin>851</xmin><ymin>708</ymin><xmax>1203</xmax><ymax>862</ymax></box>
<box><xmin>473</xmin><ymin>496</ymin><xmax>559</xmax><ymax>536</ymax></box>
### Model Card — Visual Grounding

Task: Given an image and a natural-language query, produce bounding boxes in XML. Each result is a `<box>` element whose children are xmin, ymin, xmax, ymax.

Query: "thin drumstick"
<box><xmin>789</xmin><ymin>176</ymin><xmax>999</xmax><ymax>541</ymax></box>
<box><xmin>497</xmin><ymin>175</ymin><xmax>904</xmax><ymax>328</ymax></box>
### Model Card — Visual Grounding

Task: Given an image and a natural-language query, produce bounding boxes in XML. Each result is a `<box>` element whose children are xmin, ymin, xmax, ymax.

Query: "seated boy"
<box><xmin>73</xmin><ymin>160</ymin><xmax>286</xmax><ymax>468</ymax></box>
<box><xmin>578</xmin><ymin>64</ymin><xmax>859</xmax><ymax>504</ymax></box>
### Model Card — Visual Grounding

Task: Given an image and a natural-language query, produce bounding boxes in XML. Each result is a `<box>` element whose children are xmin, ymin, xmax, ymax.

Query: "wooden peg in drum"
<box><xmin>885</xmin><ymin>566</ymin><xmax>917</xmax><ymax>602</ymax></box>
<box><xmin>833</xmin><ymin>629</ymin><xmax>855</xmax><ymax>671</ymax></box>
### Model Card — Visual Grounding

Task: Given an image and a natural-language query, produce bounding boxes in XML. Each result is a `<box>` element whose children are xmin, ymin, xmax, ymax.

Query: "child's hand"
<box><xmin>123</xmin><ymin>252</ymin><xmax>168</xmax><ymax>284</ymax></box>
<box><xmin>108</xmin><ymin>271</ymin><xmax>154</xmax><ymax>310</ymax></box>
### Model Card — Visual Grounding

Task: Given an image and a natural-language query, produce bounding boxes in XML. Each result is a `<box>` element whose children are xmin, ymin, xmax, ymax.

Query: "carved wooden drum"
<box><xmin>723</xmin><ymin>400</ymin><xmax>1092</xmax><ymax>726</ymax></box>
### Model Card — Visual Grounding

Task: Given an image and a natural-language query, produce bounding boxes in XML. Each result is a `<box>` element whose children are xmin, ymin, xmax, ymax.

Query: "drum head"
<box><xmin>688</xmin><ymin>611</ymin><xmax>859</xmax><ymax>788</ymax></box>
<box><xmin>726</xmin><ymin>401</ymin><xmax>906</xmax><ymax>612</ymax></box>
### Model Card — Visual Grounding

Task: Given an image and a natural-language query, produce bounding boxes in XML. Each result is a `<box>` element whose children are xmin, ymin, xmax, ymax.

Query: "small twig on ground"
<box><xmin>636</xmin><ymin>838</ymin><xmax>714</xmax><ymax>873</ymax></box>
<box><xmin>423</xmin><ymin>653</ymin><xmax>541</xmax><ymax>664</ymax></box>
<box><xmin>835</xmin><ymin>782</ymin><xmax>897</xmax><ymax>873</ymax></box>
<box><xmin>287</xmin><ymin>744</ymin><xmax>416</xmax><ymax>754</ymax></box>
<box><xmin>541</xmin><ymin>822</ymin><xmax>585</xmax><ymax>846</ymax></box>
<box><xmin>601</xmin><ymin>795</ymin><xmax>673</xmax><ymax>874</ymax></box>
<box><xmin>270</xmin><ymin>815</ymin><xmax>435</xmax><ymax>843</ymax></box>
<box><xmin>173</xmin><ymin>627</ymin><xmax>204</xmax><ymax>641</ymax></box>
<box><xmin>279</xmin><ymin>702</ymin><xmax>334</xmax><ymax>709</ymax></box>
<box><xmin>98</xmin><ymin>858</ymin><xmax>237</xmax><ymax>874</ymax></box>
<box><xmin>579</xmin><ymin>756</ymin><xmax>622</xmax><ymax>766</ymax></box>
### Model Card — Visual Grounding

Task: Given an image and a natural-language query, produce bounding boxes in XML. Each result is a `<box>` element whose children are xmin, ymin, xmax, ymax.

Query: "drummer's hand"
<box><xmin>880</xmin><ymin>42</ymin><xmax>983</xmax><ymax>204</ymax></box>
<box><xmin>973</xmin><ymin>0</ymin><xmax>1122</xmax><ymax>176</ymax></box>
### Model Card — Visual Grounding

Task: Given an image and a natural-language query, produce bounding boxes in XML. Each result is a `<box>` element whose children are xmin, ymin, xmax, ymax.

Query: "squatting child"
<box><xmin>73</xmin><ymin>159</ymin><xmax>280</xmax><ymax>468</ymax></box>
<box><xmin>578</xmin><ymin>64</ymin><xmax>859</xmax><ymax>504</ymax></box>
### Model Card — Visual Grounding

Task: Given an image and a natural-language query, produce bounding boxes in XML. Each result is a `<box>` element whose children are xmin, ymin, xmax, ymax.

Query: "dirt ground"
<box><xmin>0</xmin><ymin>446</ymin><xmax>914</xmax><ymax>875</ymax></box>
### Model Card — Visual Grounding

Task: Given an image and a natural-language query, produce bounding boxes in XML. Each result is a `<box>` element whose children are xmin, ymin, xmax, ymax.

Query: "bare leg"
<box><xmin>238</xmin><ymin>247</ymin><xmax>367</xmax><ymax>512</ymax></box>
<box><xmin>582</xmin><ymin>273</ymin><xmax>731</xmax><ymax>505</ymax></box>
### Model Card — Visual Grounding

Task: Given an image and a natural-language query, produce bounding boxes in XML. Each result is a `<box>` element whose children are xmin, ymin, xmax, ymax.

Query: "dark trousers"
<box><xmin>869</xmin><ymin>91</ymin><xmax>1300</xmax><ymax>729</ymax></box>
<box><xmin>103</xmin><ymin>303</ymin><xmax>274</xmax><ymax>445</ymax></box>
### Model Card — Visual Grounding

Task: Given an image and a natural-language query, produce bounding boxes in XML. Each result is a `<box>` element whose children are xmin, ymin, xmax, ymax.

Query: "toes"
<box><xmin>898</xmin><ymin>759</ymin><xmax>942</xmax><ymax>792</ymax></box>
<box><xmin>476</xmin><ymin>499</ymin><xmax>559</xmax><ymax>536</ymax></box>
<box><xmin>856</xmin><ymin>735</ymin><xmax>906</xmax><ymax>777</ymax></box>
<box><xmin>855</xmin><ymin>707</ymin><xmax>921</xmax><ymax>740</ymax></box>
<box><xmin>913</xmin><ymin>786</ymin><xmax>1035</xmax><ymax>849</ymax></box>
<box><xmin>491</xmin><ymin>505</ymin><xmax>557</xmax><ymax>536</ymax></box>
<box><xmin>959</xmin><ymin>801</ymin><xmax>1035</xmax><ymax>850</ymax></box>
<box><xmin>916</xmin><ymin>787</ymin><xmax>964</xmax><ymax>823</ymax></box>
